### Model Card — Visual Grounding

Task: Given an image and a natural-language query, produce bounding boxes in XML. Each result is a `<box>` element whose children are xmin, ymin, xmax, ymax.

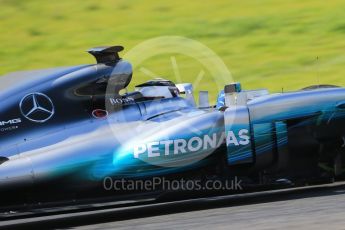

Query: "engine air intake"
<box><xmin>87</xmin><ymin>46</ymin><xmax>124</xmax><ymax>64</ymax></box>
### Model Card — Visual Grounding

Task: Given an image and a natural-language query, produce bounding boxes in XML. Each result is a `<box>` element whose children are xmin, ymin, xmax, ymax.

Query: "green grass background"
<box><xmin>1</xmin><ymin>0</ymin><xmax>345</xmax><ymax>99</ymax></box>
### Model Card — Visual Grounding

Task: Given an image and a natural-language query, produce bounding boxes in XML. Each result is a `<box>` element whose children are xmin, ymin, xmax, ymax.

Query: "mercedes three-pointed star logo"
<box><xmin>19</xmin><ymin>92</ymin><xmax>55</xmax><ymax>123</ymax></box>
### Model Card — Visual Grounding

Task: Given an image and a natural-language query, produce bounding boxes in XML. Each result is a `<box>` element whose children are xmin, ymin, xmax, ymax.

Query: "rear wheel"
<box><xmin>318</xmin><ymin>138</ymin><xmax>345</xmax><ymax>180</ymax></box>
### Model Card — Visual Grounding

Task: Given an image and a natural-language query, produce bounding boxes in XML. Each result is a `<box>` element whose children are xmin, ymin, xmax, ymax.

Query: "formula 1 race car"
<box><xmin>1</xmin><ymin>46</ymin><xmax>345</xmax><ymax>209</ymax></box>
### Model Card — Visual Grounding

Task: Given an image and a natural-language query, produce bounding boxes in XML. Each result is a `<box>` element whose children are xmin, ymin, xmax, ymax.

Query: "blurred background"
<box><xmin>1</xmin><ymin>0</ymin><xmax>345</xmax><ymax>96</ymax></box>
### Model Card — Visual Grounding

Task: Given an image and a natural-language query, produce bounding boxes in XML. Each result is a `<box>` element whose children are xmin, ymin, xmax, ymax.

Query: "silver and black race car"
<box><xmin>1</xmin><ymin>46</ymin><xmax>345</xmax><ymax>209</ymax></box>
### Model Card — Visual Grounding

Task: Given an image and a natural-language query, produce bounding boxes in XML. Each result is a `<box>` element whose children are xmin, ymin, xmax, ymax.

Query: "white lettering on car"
<box><xmin>133</xmin><ymin>130</ymin><xmax>250</xmax><ymax>159</ymax></box>
<box><xmin>109</xmin><ymin>97</ymin><xmax>135</xmax><ymax>105</ymax></box>
<box><xmin>238</xmin><ymin>129</ymin><xmax>250</xmax><ymax>145</ymax></box>
<box><xmin>0</xmin><ymin>118</ymin><xmax>22</xmax><ymax>126</ymax></box>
